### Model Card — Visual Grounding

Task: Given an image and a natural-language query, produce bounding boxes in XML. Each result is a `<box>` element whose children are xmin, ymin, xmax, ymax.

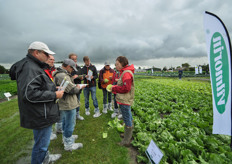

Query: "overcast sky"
<box><xmin>0</xmin><ymin>0</ymin><xmax>231</xmax><ymax>69</ymax></box>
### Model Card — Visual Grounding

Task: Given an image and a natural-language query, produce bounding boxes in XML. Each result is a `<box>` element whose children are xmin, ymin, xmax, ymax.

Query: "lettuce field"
<box><xmin>131</xmin><ymin>78</ymin><xmax>232</xmax><ymax>163</ymax></box>
<box><xmin>1</xmin><ymin>74</ymin><xmax>232</xmax><ymax>163</ymax></box>
<box><xmin>0</xmin><ymin>74</ymin><xmax>17</xmax><ymax>99</ymax></box>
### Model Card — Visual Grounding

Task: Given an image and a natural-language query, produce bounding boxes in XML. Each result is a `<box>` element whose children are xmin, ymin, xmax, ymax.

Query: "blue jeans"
<box><xmin>60</xmin><ymin>109</ymin><xmax>76</xmax><ymax>138</ymax></box>
<box><xmin>120</xmin><ymin>105</ymin><xmax>133</xmax><ymax>127</ymax></box>
<box><xmin>76</xmin><ymin>93</ymin><xmax>81</xmax><ymax>115</ymax></box>
<box><xmin>103</xmin><ymin>88</ymin><xmax>112</xmax><ymax>104</ymax></box>
<box><xmin>31</xmin><ymin>125</ymin><xmax>52</xmax><ymax>164</ymax></box>
<box><xmin>84</xmin><ymin>87</ymin><xmax>98</xmax><ymax>109</ymax></box>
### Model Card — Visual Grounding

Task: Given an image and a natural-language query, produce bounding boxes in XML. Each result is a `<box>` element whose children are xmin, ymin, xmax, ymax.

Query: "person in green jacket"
<box><xmin>53</xmin><ymin>59</ymin><xmax>86</xmax><ymax>151</ymax></box>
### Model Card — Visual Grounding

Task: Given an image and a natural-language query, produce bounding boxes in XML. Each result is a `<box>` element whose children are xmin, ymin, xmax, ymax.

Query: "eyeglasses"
<box><xmin>38</xmin><ymin>50</ymin><xmax>49</xmax><ymax>57</ymax></box>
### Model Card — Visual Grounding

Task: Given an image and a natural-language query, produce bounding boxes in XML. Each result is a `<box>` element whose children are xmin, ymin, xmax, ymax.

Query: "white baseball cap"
<box><xmin>28</xmin><ymin>41</ymin><xmax>55</xmax><ymax>55</ymax></box>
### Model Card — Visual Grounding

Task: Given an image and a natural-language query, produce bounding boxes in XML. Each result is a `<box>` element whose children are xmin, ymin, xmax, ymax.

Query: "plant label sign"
<box><xmin>195</xmin><ymin>65</ymin><xmax>199</xmax><ymax>74</ymax></box>
<box><xmin>4</xmin><ymin>92</ymin><xmax>11</xmax><ymax>101</ymax></box>
<box><xmin>145</xmin><ymin>140</ymin><xmax>163</xmax><ymax>164</ymax></box>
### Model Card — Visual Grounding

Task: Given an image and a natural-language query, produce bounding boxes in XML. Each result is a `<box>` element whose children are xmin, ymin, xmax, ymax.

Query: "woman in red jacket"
<box><xmin>109</xmin><ymin>56</ymin><xmax>135</xmax><ymax>146</ymax></box>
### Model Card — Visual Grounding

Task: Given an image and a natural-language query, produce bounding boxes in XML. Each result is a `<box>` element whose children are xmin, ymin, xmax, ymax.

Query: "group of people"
<box><xmin>9</xmin><ymin>41</ymin><xmax>135</xmax><ymax>164</ymax></box>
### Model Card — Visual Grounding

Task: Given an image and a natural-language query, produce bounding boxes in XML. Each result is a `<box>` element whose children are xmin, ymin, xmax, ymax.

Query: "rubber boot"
<box><xmin>62</xmin><ymin>135</ymin><xmax>78</xmax><ymax>144</ymax></box>
<box><xmin>42</xmin><ymin>151</ymin><xmax>61</xmax><ymax>164</ymax></box>
<box><xmin>85</xmin><ymin>108</ymin><xmax>90</xmax><ymax>116</ymax></box>
<box><xmin>103</xmin><ymin>104</ymin><xmax>108</xmax><ymax>114</ymax></box>
<box><xmin>119</xmin><ymin>126</ymin><xmax>133</xmax><ymax>147</ymax></box>
<box><xmin>50</xmin><ymin>132</ymin><xmax>57</xmax><ymax>140</ymax></box>
<box><xmin>111</xmin><ymin>111</ymin><xmax>118</xmax><ymax>118</ymax></box>
<box><xmin>108</xmin><ymin>102</ymin><xmax>113</xmax><ymax>111</ymax></box>
<box><xmin>120</xmin><ymin>122</ymin><xmax>134</xmax><ymax>138</ymax></box>
<box><xmin>76</xmin><ymin>111</ymin><xmax>84</xmax><ymax>120</ymax></box>
<box><xmin>93</xmin><ymin>107</ymin><xmax>101</xmax><ymax>118</ymax></box>
<box><xmin>63</xmin><ymin>136</ymin><xmax>83</xmax><ymax>151</ymax></box>
<box><xmin>118</xmin><ymin>108</ymin><xmax>122</xmax><ymax>119</ymax></box>
<box><xmin>55</xmin><ymin>123</ymin><xmax>63</xmax><ymax>134</ymax></box>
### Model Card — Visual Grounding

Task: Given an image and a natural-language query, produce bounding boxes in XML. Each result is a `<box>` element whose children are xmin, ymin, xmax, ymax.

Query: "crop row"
<box><xmin>131</xmin><ymin>79</ymin><xmax>232</xmax><ymax>163</ymax></box>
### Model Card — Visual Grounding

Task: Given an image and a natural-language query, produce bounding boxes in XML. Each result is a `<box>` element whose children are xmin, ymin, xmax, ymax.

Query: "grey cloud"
<box><xmin>0</xmin><ymin>0</ymin><xmax>231</xmax><ymax>68</ymax></box>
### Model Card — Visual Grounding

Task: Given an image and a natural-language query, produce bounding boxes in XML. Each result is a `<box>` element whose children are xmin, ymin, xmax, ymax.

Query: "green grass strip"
<box><xmin>0</xmin><ymin>90</ymin><xmax>132</xmax><ymax>164</ymax></box>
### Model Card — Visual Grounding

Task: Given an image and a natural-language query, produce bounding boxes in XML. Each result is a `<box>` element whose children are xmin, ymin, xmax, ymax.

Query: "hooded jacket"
<box><xmin>9</xmin><ymin>54</ymin><xmax>59</xmax><ymax>130</ymax></box>
<box><xmin>112</xmin><ymin>64</ymin><xmax>135</xmax><ymax>106</ymax></box>
<box><xmin>53</xmin><ymin>67</ymin><xmax>80</xmax><ymax>110</ymax></box>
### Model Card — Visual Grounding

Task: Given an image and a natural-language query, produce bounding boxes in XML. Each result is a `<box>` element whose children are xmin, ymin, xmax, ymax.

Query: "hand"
<box><xmin>104</xmin><ymin>79</ymin><xmax>109</xmax><ymax>83</ymax></box>
<box><xmin>77</xmin><ymin>84</ymin><xmax>87</xmax><ymax>89</ymax></box>
<box><xmin>72</xmin><ymin>75</ymin><xmax>78</xmax><ymax>79</ymax></box>
<box><xmin>85</xmin><ymin>75</ymin><xmax>89</xmax><ymax>78</ymax></box>
<box><xmin>56</xmin><ymin>90</ymin><xmax>64</xmax><ymax>99</ymax></box>
<box><xmin>81</xmin><ymin>84</ymin><xmax>87</xmax><ymax>89</ymax></box>
<box><xmin>115</xmin><ymin>78</ymin><xmax>119</xmax><ymax>82</ymax></box>
<box><xmin>76</xmin><ymin>84</ymin><xmax>81</xmax><ymax>89</ymax></box>
<box><xmin>91</xmin><ymin>76</ymin><xmax>94</xmax><ymax>79</ymax></box>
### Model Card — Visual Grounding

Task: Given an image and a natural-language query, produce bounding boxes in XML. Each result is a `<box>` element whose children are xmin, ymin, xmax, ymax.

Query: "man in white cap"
<box><xmin>9</xmin><ymin>41</ymin><xmax>64</xmax><ymax>164</ymax></box>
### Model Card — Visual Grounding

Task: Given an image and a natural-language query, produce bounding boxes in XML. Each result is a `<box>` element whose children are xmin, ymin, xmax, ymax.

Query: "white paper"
<box><xmin>145</xmin><ymin>140</ymin><xmax>163</xmax><ymax>164</ymax></box>
<box><xmin>56</xmin><ymin>79</ymin><xmax>69</xmax><ymax>103</ymax></box>
<box><xmin>58</xmin><ymin>77</ymin><xmax>66</xmax><ymax>91</ymax></box>
<box><xmin>79</xmin><ymin>84</ymin><xmax>88</xmax><ymax>89</ymax></box>
<box><xmin>87</xmin><ymin>70</ymin><xmax>93</xmax><ymax>81</ymax></box>
<box><xmin>60</xmin><ymin>81</ymin><xmax>69</xmax><ymax>91</ymax></box>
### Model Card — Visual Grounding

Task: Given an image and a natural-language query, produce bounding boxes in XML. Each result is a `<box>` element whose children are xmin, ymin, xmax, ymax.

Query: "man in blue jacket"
<box><xmin>9</xmin><ymin>41</ymin><xmax>64</xmax><ymax>164</ymax></box>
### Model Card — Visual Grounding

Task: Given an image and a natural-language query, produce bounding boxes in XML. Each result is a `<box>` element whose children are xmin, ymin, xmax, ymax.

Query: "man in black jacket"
<box><xmin>9</xmin><ymin>41</ymin><xmax>64</xmax><ymax>164</ymax></box>
<box><xmin>82</xmin><ymin>56</ymin><xmax>101</xmax><ymax>118</ymax></box>
<box><xmin>69</xmin><ymin>53</ymin><xmax>84</xmax><ymax>120</ymax></box>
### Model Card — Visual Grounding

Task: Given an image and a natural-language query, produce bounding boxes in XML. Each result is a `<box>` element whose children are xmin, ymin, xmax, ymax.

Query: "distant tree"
<box><xmin>163</xmin><ymin>66</ymin><xmax>167</xmax><ymax>71</ymax></box>
<box><xmin>182</xmin><ymin>63</ymin><xmax>190</xmax><ymax>68</ymax></box>
<box><xmin>189</xmin><ymin>67</ymin><xmax>195</xmax><ymax>71</ymax></box>
<box><xmin>138</xmin><ymin>66</ymin><xmax>141</xmax><ymax>70</ymax></box>
<box><xmin>0</xmin><ymin>65</ymin><xmax>6</xmax><ymax>74</ymax></box>
<box><xmin>181</xmin><ymin>63</ymin><xmax>190</xmax><ymax>71</ymax></box>
<box><xmin>201</xmin><ymin>64</ymin><xmax>209</xmax><ymax>72</ymax></box>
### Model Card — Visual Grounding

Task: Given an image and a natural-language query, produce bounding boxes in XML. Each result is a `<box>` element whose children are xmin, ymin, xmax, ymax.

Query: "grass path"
<box><xmin>0</xmin><ymin>89</ymin><xmax>134</xmax><ymax>164</ymax></box>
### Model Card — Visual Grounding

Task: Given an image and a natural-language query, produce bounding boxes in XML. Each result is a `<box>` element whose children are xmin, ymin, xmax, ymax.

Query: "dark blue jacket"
<box><xmin>9</xmin><ymin>54</ymin><xmax>59</xmax><ymax>129</ymax></box>
<box><xmin>81</xmin><ymin>64</ymin><xmax>98</xmax><ymax>88</ymax></box>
